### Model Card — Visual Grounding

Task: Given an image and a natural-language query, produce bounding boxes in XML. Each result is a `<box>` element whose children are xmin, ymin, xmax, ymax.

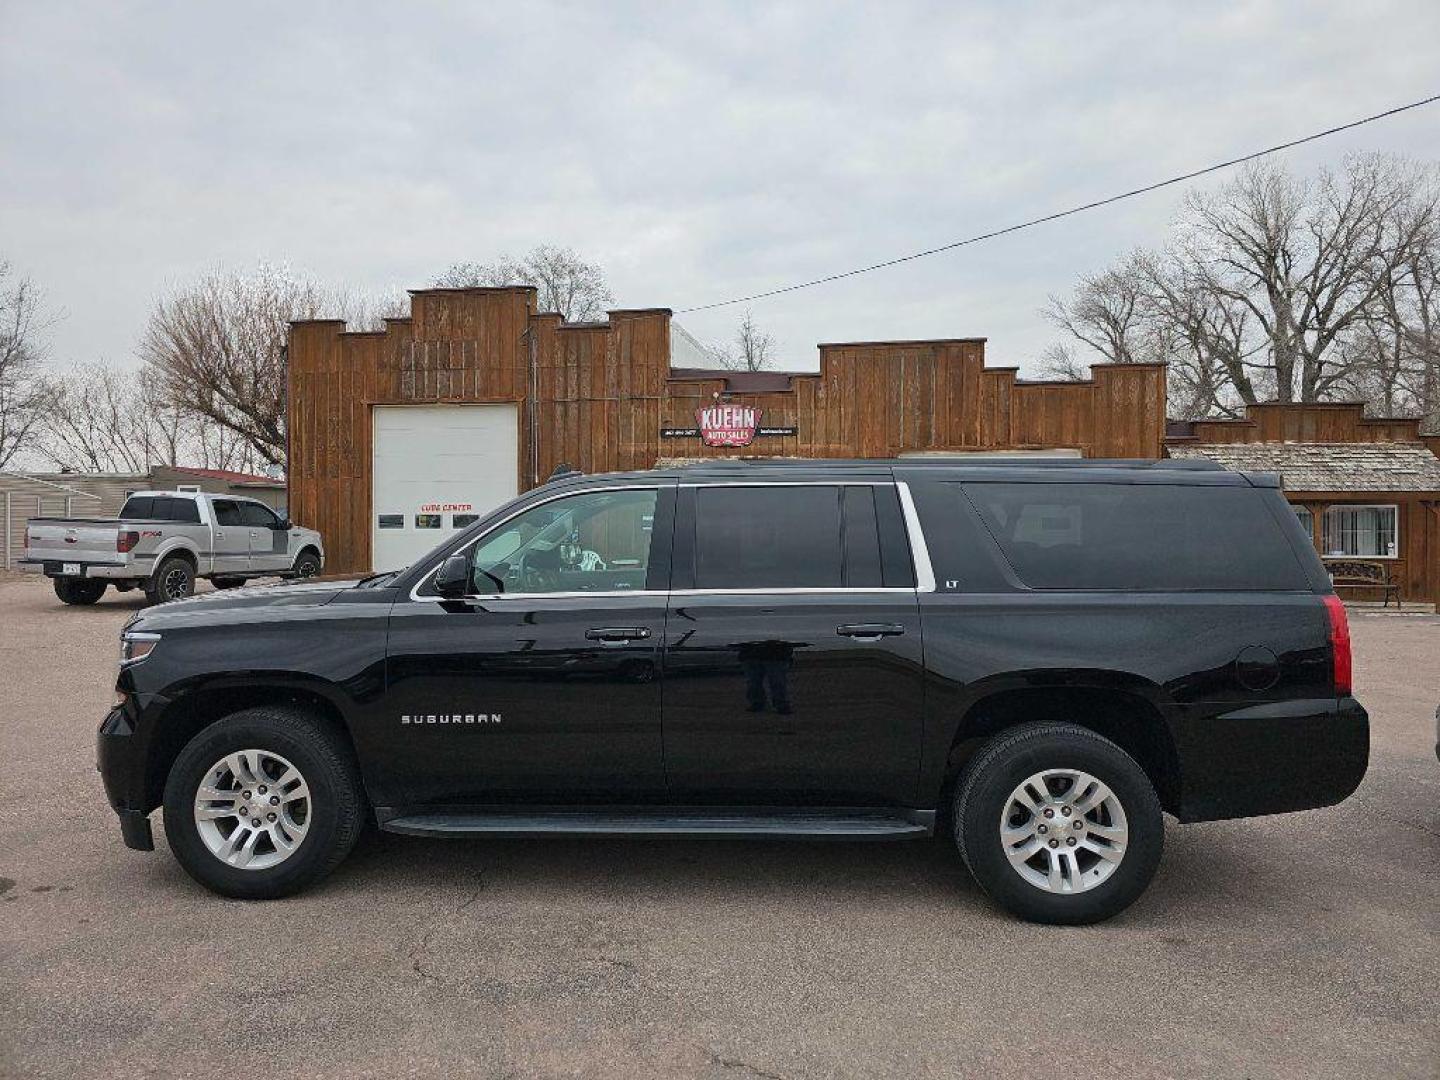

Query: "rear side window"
<box><xmin>213</xmin><ymin>500</ymin><xmax>243</xmax><ymax>527</ymax></box>
<box><xmin>963</xmin><ymin>482</ymin><xmax>1309</xmax><ymax>591</ymax></box>
<box><xmin>694</xmin><ymin>486</ymin><xmax>843</xmax><ymax>589</ymax></box>
<box><xmin>688</xmin><ymin>484</ymin><xmax>901</xmax><ymax>590</ymax></box>
<box><xmin>154</xmin><ymin>497</ymin><xmax>201</xmax><ymax>523</ymax></box>
<box><xmin>119</xmin><ymin>496</ymin><xmax>153</xmax><ymax>520</ymax></box>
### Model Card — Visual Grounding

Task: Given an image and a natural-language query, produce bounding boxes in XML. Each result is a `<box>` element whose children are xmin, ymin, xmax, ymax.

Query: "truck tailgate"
<box><xmin>25</xmin><ymin>520</ymin><xmax>123</xmax><ymax>563</ymax></box>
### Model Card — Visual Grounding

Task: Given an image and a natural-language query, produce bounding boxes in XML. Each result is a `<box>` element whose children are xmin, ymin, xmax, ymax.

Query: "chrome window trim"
<box><xmin>895</xmin><ymin>481</ymin><xmax>936</xmax><ymax>593</ymax></box>
<box><xmin>408</xmin><ymin>478</ymin><xmax>936</xmax><ymax>602</ymax></box>
<box><xmin>680</xmin><ymin>480</ymin><xmax>890</xmax><ymax>488</ymax></box>
<box><xmin>407</xmin><ymin>483</ymin><xmax>664</xmax><ymax>603</ymax></box>
<box><xmin>406</xmin><ymin>586</ymin><xmax>916</xmax><ymax>606</ymax></box>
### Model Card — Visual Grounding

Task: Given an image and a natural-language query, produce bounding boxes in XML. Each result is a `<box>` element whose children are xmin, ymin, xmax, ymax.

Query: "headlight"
<box><xmin>120</xmin><ymin>631</ymin><xmax>161</xmax><ymax>666</ymax></box>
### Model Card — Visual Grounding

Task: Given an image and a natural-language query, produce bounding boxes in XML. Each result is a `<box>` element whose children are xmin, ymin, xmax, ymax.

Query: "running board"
<box><xmin>378</xmin><ymin>807</ymin><xmax>934</xmax><ymax>840</ymax></box>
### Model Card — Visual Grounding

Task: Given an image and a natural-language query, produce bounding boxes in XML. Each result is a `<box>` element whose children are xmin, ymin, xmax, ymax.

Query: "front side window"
<box><xmin>1322</xmin><ymin>505</ymin><xmax>1398</xmax><ymax>558</ymax></box>
<box><xmin>462</xmin><ymin>488</ymin><xmax>658</xmax><ymax>595</ymax></box>
<box><xmin>238</xmin><ymin>502</ymin><xmax>280</xmax><ymax>528</ymax></box>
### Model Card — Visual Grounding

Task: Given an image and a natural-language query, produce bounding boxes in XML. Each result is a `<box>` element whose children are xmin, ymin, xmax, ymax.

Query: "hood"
<box><xmin>130</xmin><ymin>578</ymin><xmax>360</xmax><ymax>630</ymax></box>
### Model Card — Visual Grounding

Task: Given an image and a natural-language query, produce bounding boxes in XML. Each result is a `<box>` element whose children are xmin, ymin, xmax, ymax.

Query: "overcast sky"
<box><xmin>2</xmin><ymin>2</ymin><xmax>1438</xmax><ymax>376</ymax></box>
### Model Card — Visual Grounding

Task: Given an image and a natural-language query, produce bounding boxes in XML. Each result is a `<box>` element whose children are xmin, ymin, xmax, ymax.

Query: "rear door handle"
<box><xmin>585</xmin><ymin>627</ymin><xmax>652</xmax><ymax>644</ymax></box>
<box><xmin>836</xmin><ymin>623</ymin><xmax>906</xmax><ymax>640</ymax></box>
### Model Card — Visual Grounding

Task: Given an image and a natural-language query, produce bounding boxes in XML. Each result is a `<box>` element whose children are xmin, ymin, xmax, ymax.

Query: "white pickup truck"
<box><xmin>21</xmin><ymin>490</ymin><xmax>325</xmax><ymax>606</ymax></box>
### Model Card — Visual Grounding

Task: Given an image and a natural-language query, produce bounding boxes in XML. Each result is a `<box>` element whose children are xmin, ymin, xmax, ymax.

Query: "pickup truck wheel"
<box><xmin>292</xmin><ymin>551</ymin><xmax>321</xmax><ymax>578</ymax></box>
<box><xmin>53</xmin><ymin>577</ymin><xmax>107</xmax><ymax>605</ymax></box>
<box><xmin>953</xmin><ymin>722</ymin><xmax>1163</xmax><ymax>925</ymax></box>
<box><xmin>146</xmin><ymin>556</ymin><xmax>195</xmax><ymax>605</ymax></box>
<box><xmin>162</xmin><ymin>707</ymin><xmax>364</xmax><ymax>899</ymax></box>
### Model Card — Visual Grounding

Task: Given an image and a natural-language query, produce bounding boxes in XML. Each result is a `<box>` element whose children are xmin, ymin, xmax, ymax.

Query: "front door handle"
<box><xmin>585</xmin><ymin>627</ymin><xmax>652</xmax><ymax>644</ymax></box>
<box><xmin>836</xmin><ymin>623</ymin><xmax>906</xmax><ymax>640</ymax></box>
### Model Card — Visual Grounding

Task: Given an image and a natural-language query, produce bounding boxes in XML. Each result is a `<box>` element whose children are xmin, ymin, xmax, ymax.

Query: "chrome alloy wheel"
<box><xmin>999</xmin><ymin>769</ymin><xmax>1128</xmax><ymax>894</ymax></box>
<box><xmin>162</xmin><ymin>566</ymin><xmax>191</xmax><ymax>600</ymax></box>
<box><xmin>193</xmin><ymin>750</ymin><xmax>311</xmax><ymax>870</ymax></box>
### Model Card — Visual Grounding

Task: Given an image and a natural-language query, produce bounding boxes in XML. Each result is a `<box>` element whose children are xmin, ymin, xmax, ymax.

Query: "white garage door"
<box><xmin>371</xmin><ymin>404</ymin><xmax>519</xmax><ymax>572</ymax></box>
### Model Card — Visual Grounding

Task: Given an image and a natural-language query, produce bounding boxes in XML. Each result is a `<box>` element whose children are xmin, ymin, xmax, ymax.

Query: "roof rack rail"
<box><xmin>669</xmin><ymin>457</ymin><xmax>1225</xmax><ymax>471</ymax></box>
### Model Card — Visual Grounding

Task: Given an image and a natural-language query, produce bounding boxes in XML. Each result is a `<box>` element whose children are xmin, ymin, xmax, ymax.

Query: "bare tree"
<box><xmin>140</xmin><ymin>265</ymin><xmax>341</xmax><ymax>467</ymax></box>
<box><xmin>1043</xmin><ymin>266</ymin><xmax>1154</xmax><ymax>366</ymax></box>
<box><xmin>0</xmin><ymin>260</ymin><xmax>58</xmax><ymax>469</ymax></box>
<box><xmin>1041</xmin><ymin>155</ymin><xmax>1440</xmax><ymax>421</ymax></box>
<box><xmin>38</xmin><ymin>363</ymin><xmax>264</xmax><ymax>473</ymax></box>
<box><xmin>1181</xmin><ymin>155</ymin><xmax>1433</xmax><ymax>402</ymax></box>
<box><xmin>707</xmin><ymin>310</ymin><xmax>776</xmax><ymax>372</ymax></box>
<box><xmin>435</xmin><ymin>245</ymin><xmax>612</xmax><ymax>323</ymax></box>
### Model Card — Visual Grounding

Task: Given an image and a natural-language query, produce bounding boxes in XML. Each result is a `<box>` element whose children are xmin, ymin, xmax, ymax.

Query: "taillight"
<box><xmin>117</xmin><ymin>530</ymin><xmax>140</xmax><ymax>554</ymax></box>
<box><xmin>1322</xmin><ymin>594</ymin><xmax>1352</xmax><ymax>697</ymax></box>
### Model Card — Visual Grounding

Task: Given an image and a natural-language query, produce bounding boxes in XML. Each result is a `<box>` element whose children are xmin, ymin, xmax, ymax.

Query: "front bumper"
<box><xmin>1174</xmin><ymin>696</ymin><xmax>1369</xmax><ymax>823</ymax></box>
<box><xmin>98</xmin><ymin>703</ymin><xmax>155</xmax><ymax>850</ymax></box>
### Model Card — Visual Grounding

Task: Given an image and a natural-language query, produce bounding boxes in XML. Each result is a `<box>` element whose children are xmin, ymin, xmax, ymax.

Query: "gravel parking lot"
<box><xmin>1</xmin><ymin>575</ymin><xmax>1436</xmax><ymax>1079</ymax></box>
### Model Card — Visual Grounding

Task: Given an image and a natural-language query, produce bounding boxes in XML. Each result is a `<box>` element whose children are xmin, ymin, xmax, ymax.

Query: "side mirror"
<box><xmin>272</xmin><ymin>518</ymin><xmax>292</xmax><ymax>530</ymax></box>
<box><xmin>434</xmin><ymin>554</ymin><xmax>471</xmax><ymax>598</ymax></box>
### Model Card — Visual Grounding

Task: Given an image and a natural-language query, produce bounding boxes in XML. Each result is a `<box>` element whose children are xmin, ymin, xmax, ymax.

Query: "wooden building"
<box><xmin>287</xmin><ymin>286</ymin><xmax>1166</xmax><ymax>576</ymax></box>
<box><xmin>1166</xmin><ymin>403</ymin><xmax>1440</xmax><ymax>606</ymax></box>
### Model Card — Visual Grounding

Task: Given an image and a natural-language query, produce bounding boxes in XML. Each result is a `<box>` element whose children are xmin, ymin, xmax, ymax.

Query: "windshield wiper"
<box><xmin>357</xmin><ymin>567</ymin><xmax>405</xmax><ymax>588</ymax></box>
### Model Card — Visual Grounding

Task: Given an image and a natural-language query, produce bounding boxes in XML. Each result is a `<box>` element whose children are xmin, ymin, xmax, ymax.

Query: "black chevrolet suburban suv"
<box><xmin>99</xmin><ymin>459</ymin><xmax>1368</xmax><ymax>924</ymax></box>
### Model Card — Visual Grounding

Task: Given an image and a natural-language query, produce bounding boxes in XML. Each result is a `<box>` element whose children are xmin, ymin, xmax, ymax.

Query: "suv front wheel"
<box><xmin>953</xmin><ymin>722</ymin><xmax>1163</xmax><ymax>925</ymax></box>
<box><xmin>162</xmin><ymin>707</ymin><xmax>364</xmax><ymax>899</ymax></box>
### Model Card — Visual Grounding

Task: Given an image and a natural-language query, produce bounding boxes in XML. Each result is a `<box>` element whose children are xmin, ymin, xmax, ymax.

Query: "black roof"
<box><xmin>534</xmin><ymin>456</ymin><xmax>1250</xmax><ymax>495</ymax></box>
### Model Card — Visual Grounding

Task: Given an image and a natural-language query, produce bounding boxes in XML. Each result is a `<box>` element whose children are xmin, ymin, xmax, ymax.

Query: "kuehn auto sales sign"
<box><xmin>659</xmin><ymin>402</ymin><xmax>797</xmax><ymax>445</ymax></box>
<box><xmin>697</xmin><ymin>403</ymin><xmax>762</xmax><ymax>447</ymax></box>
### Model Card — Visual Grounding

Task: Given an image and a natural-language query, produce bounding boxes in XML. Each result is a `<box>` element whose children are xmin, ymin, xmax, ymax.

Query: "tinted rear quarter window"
<box><xmin>120</xmin><ymin>496</ymin><xmax>153</xmax><ymax>520</ymax></box>
<box><xmin>963</xmin><ymin>482</ymin><xmax>1309</xmax><ymax>591</ymax></box>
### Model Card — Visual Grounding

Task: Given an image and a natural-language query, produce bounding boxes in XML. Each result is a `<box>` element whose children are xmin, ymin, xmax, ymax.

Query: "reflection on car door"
<box><xmin>209</xmin><ymin>499</ymin><xmax>251</xmax><ymax>574</ymax></box>
<box><xmin>662</xmin><ymin>482</ymin><xmax>924</xmax><ymax>806</ymax></box>
<box><xmin>383</xmin><ymin>484</ymin><xmax>675</xmax><ymax>805</ymax></box>
<box><xmin>238</xmin><ymin>501</ymin><xmax>289</xmax><ymax>572</ymax></box>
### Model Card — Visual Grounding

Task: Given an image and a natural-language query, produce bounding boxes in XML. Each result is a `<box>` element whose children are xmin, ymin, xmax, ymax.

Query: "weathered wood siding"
<box><xmin>289</xmin><ymin>287</ymin><xmax>1169</xmax><ymax>575</ymax></box>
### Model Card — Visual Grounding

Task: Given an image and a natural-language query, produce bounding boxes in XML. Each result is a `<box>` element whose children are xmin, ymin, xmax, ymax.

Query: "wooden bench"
<box><xmin>1324</xmin><ymin>559</ymin><xmax>1401</xmax><ymax>608</ymax></box>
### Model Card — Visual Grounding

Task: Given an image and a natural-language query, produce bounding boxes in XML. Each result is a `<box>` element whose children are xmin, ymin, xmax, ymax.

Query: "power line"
<box><xmin>677</xmin><ymin>92</ymin><xmax>1440</xmax><ymax>314</ymax></box>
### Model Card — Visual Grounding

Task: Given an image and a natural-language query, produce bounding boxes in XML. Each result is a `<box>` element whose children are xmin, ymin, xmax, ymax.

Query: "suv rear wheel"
<box><xmin>953</xmin><ymin>722</ymin><xmax>1163</xmax><ymax>925</ymax></box>
<box><xmin>53</xmin><ymin>577</ymin><xmax>107</xmax><ymax>605</ymax></box>
<box><xmin>162</xmin><ymin>707</ymin><xmax>364</xmax><ymax>899</ymax></box>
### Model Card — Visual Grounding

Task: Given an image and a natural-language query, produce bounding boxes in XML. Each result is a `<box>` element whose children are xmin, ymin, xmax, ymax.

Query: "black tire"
<box><xmin>162</xmin><ymin>706</ymin><xmax>364</xmax><ymax>900</ymax></box>
<box><xmin>145</xmin><ymin>555</ymin><xmax>195</xmax><ymax>605</ymax></box>
<box><xmin>212</xmin><ymin>576</ymin><xmax>245</xmax><ymax>590</ymax></box>
<box><xmin>53</xmin><ymin>577</ymin><xmax>107</xmax><ymax>605</ymax></box>
<box><xmin>292</xmin><ymin>550</ymin><xmax>321</xmax><ymax>579</ymax></box>
<box><xmin>953</xmin><ymin>722</ymin><xmax>1163</xmax><ymax>925</ymax></box>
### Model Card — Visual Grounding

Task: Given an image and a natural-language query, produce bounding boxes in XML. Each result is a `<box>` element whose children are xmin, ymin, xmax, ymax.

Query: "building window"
<box><xmin>453</xmin><ymin>513</ymin><xmax>480</xmax><ymax>528</ymax></box>
<box><xmin>1322</xmin><ymin>505</ymin><xmax>1398</xmax><ymax>558</ymax></box>
<box><xmin>415</xmin><ymin>514</ymin><xmax>443</xmax><ymax>529</ymax></box>
<box><xmin>1291</xmin><ymin>504</ymin><xmax>1314</xmax><ymax>536</ymax></box>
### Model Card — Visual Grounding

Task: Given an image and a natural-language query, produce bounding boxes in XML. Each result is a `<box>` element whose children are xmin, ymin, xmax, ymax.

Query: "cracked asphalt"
<box><xmin>1</xmin><ymin>576</ymin><xmax>1437</xmax><ymax>1079</ymax></box>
